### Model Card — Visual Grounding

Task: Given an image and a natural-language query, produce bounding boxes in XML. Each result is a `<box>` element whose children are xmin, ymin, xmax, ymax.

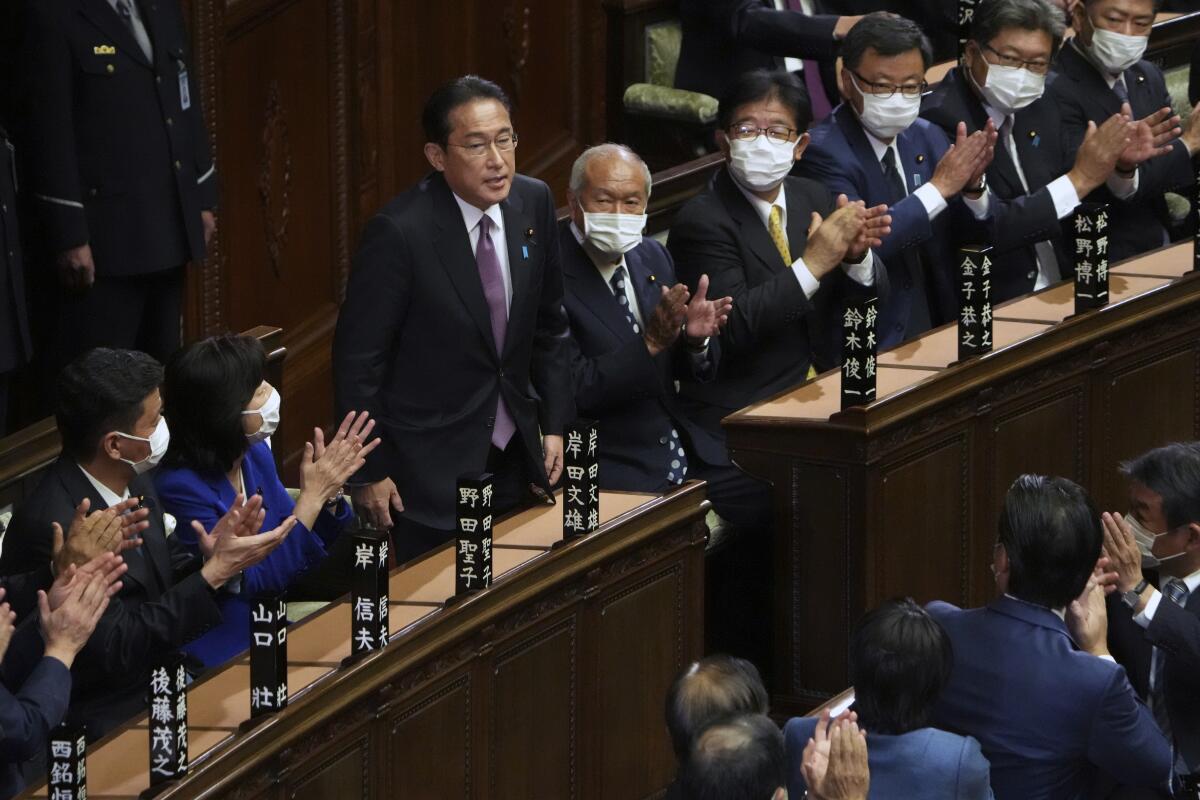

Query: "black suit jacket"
<box><xmin>0</xmin><ymin>458</ymin><xmax>222</xmax><ymax>739</ymax></box>
<box><xmin>20</xmin><ymin>0</ymin><xmax>216</xmax><ymax>274</ymax></box>
<box><xmin>674</xmin><ymin>0</ymin><xmax>839</xmax><ymax>102</ymax></box>
<box><xmin>667</xmin><ymin>167</ymin><xmax>887</xmax><ymax>437</ymax></box>
<box><xmin>333</xmin><ymin>172</ymin><xmax>574</xmax><ymax>530</ymax></box>
<box><xmin>921</xmin><ymin>67</ymin><xmax>1072</xmax><ymax>303</ymax></box>
<box><xmin>559</xmin><ymin>221</ymin><xmax>728</xmax><ymax>493</ymax></box>
<box><xmin>1108</xmin><ymin>584</ymin><xmax>1200</xmax><ymax>772</ymax></box>
<box><xmin>1048</xmin><ymin>41</ymin><xmax>1192</xmax><ymax>264</ymax></box>
<box><xmin>0</xmin><ymin>127</ymin><xmax>30</xmax><ymax>375</ymax></box>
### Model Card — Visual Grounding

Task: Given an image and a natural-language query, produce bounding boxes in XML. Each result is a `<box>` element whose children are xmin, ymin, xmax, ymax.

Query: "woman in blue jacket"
<box><xmin>155</xmin><ymin>334</ymin><xmax>378</xmax><ymax>668</ymax></box>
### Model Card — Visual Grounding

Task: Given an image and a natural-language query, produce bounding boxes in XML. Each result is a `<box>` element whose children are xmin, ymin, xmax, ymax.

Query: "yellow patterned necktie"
<box><xmin>768</xmin><ymin>205</ymin><xmax>791</xmax><ymax>265</ymax></box>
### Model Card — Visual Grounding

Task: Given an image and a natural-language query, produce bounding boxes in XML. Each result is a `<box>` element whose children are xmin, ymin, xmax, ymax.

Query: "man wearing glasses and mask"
<box><xmin>1101</xmin><ymin>442</ymin><xmax>1200</xmax><ymax>799</ymax></box>
<box><xmin>796</xmin><ymin>13</ymin><xmax>997</xmax><ymax>347</ymax></box>
<box><xmin>333</xmin><ymin>75</ymin><xmax>573</xmax><ymax>563</ymax></box>
<box><xmin>921</xmin><ymin>0</ymin><xmax>1137</xmax><ymax>304</ymax></box>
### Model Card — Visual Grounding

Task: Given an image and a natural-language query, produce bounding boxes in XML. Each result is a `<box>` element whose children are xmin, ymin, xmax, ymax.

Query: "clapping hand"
<box><xmin>296</xmin><ymin>411</ymin><xmax>381</xmax><ymax>527</ymax></box>
<box><xmin>38</xmin><ymin>572</ymin><xmax>112</xmax><ymax>669</ymax></box>
<box><xmin>1116</xmin><ymin>103</ymin><xmax>1181</xmax><ymax>172</ymax></box>
<box><xmin>644</xmin><ymin>283</ymin><xmax>690</xmax><ymax>356</ymax></box>
<box><xmin>806</xmin><ymin>202</ymin><xmax>867</xmax><ymax>278</ymax></box>
<box><xmin>0</xmin><ymin>589</ymin><xmax>14</xmax><ymax>664</ymax></box>
<box><xmin>1066</xmin><ymin>561</ymin><xmax>1111</xmax><ymax>658</ymax></box>
<box><xmin>803</xmin><ymin>710</ymin><xmax>870</xmax><ymax>800</ymax></box>
<box><xmin>683</xmin><ymin>274</ymin><xmax>732</xmax><ymax>342</ymax></box>
<box><xmin>837</xmin><ymin>194</ymin><xmax>891</xmax><ymax>262</ymax></box>
<box><xmin>931</xmin><ymin>122</ymin><xmax>992</xmax><ymax>200</ymax></box>
<box><xmin>196</xmin><ymin>494</ymin><xmax>296</xmax><ymax>589</ymax></box>
<box><xmin>1101</xmin><ymin>511</ymin><xmax>1144</xmax><ymax>594</ymax></box>
<box><xmin>52</xmin><ymin>497</ymin><xmax>147</xmax><ymax>576</ymax></box>
<box><xmin>47</xmin><ymin>551</ymin><xmax>126</xmax><ymax>613</ymax></box>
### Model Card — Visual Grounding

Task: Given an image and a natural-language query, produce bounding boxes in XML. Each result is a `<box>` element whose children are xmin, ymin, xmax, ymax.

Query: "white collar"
<box><xmin>1003</xmin><ymin>592</ymin><xmax>1066</xmax><ymax>621</ymax></box>
<box><xmin>78</xmin><ymin>463</ymin><xmax>131</xmax><ymax>509</ymax></box>
<box><xmin>568</xmin><ymin>220</ymin><xmax>628</xmax><ymax>279</ymax></box>
<box><xmin>452</xmin><ymin>192</ymin><xmax>504</xmax><ymax>235</ymax></box>
<box><xmin>1069</xmin><ymin>38</ymin><xmax>1124</xmax><ymax>88</ymax></box>
<box><xmin>862</xmin><ymin>127</ymin><xmax>899</xmax><ymax>164</ymax></box>
<box><xmin>1169</xmin><ymin>568</ymin><xmax>1200</xmax><ymax>594</ymax></box>
<box><xmin>730</xmin><ymin>170</ymin><xmax>787</xmax><ymax>229</ymax></box>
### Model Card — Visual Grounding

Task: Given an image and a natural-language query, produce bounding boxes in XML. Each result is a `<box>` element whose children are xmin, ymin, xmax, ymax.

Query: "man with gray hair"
<box><xmin>558</xmin><ymin>143</ymin><xmax>771</xmax><ymax>531</ymax></box>
<box><xmin>921</xmin><ymin>0</ymin><xmax>1137</xmax><ymax>303</ymax></box>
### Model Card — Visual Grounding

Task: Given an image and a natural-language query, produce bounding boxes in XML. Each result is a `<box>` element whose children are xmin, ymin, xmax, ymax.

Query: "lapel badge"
<box><xmin>648</xmin><ymin>274</ymin><xmax>656</xmax><ymax>284</ymax></box>
<box><xmin>915</xmin><ymin>154</ymin><xmax>925</xmax><ymax>164</ymax></box>
<box><xmin>1136</xmin><ymin>74</ymin><xmax>1145</xmax><ymax>84</ymax></box>
<box><xmin>1029</xmin><ymin>131</ymin><xmax>1041</xmax><ymax>148</ymax></box>
<box><xmin>94</xmin><ymin>45</ymin><xmax>116</xmax><ymax>55</ymax></box>
<box><xmin>524</xmin><ymin>227</ymin><xmax>534</xmax><ymax>239</ymax></box>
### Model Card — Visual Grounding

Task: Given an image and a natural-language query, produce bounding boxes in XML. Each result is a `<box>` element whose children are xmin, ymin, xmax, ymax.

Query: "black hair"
<box><xmin>161</xmin><ymin>334</ymin><xmax>266</xmax><ymax>475</ymax></box>
<box><xmin>1121</xmin><ymin>443</ymin><xmax>1200</xmax><ymax>531</ymax></box>
<box><xmin>998</xmin><ymin>474</ymin><xmax>1102</xmax><ymax>609</ymax></box>
<box><xmin>681</xmin><ymin>713</ymin><xmax>785</xmax><ymax>800</ymax></box>
<box><xmin>842</xmin><ymin>12</ymin><xmax>933</xmax><ymax>72</ymax></box>
<box><xmin>717</xmin><ymin>69</ymin><xmax>812</xmax><ymax>135</ymax></box>
<box><xmin>971</xmin><ymin>0</ymin><xmax>1066</xmax><ymax>58</ymax></box>
<box><xmin>55</xmin><ymin>348</ymin><xmax>163</xmax><ymax>461</ymax></box>
<box><xmin>665</xmin><ymin>654</ymin><xmax>769</xmax><ymax>763</ymax></box>
<box><xmin>421</xmin><ymin>75</ymin><xmax>512</xmax><ymax>147</ymax></box>
<box><xmin>850</xmin><ymin>598</ymin><xmax>953</xmax><ymax>735</ymax></box>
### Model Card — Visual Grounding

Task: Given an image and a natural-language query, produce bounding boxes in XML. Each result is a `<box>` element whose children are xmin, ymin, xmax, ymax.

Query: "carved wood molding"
<box><xmin>192</xmin><ymin>0</ymin><xmax>225</xmax><ymax>336</ymax></box>
<box><xmin>257</xmin><ymin>80</ymin><xmax>291</xmax><ymax>279</ymax></box>
<box><xmin>503</xmin><ymin>3</ymin><xmax>531</xmax><ymax>106</ymax></box>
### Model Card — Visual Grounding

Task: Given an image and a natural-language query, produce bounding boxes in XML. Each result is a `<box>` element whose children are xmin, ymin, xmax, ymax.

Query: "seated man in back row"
<box><xmin>667</xmin><ymin>69</ymin><xmax>890</xmax><ymax>443</ymax></box>
<box><xmin>559</xmin><ymin>142</ymin><xmax>769</xmax><ymax>531</ymax></box>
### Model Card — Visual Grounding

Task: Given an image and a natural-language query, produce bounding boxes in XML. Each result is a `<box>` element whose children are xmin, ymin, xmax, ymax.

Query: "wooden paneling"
<box><xmin>283</xmin><ymin>734</ymin><xmax>371</xmax><ymax>800</ymax></box>
<box><xmin>387</xmin><ymin>674</ymin><xmax>473</xmax><ymax>799</ymax></box>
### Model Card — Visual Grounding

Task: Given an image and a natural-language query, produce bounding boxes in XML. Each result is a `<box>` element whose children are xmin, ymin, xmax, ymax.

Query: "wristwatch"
<box><xmin>964</xmin><ymin>174</ymin><xmax>987</xmax><ymax>196</ymax></box>
<box><xmin>682</xmin><ymin>321</ymin><xmax>709</xmax><ymax>353</ymax></box>
<box><xmin>1121</xmin><ymin>578</ymin><xmax>1150</xmax><ymax>609</ymax></box>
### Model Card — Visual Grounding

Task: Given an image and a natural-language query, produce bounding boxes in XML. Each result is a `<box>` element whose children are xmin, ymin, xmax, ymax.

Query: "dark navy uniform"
<box><xmin>21</xmin><ymin>0</ymin><xmax>216</xmax><ymax>364</ymax></box>
<box><xmin>0</xmin><ymin>126</ymin><xmax>31</xmax><ymax>431</ymax></box>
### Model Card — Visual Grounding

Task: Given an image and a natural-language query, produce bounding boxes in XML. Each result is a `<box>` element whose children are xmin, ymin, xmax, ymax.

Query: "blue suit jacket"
<box><xmin>797</xmin><ymin>105</ymin><xmax>983</xmax><ymax>347</ymax></box>
<box><xmin>155</xmin><ymin>440</ymin><xmax>352</xmax><ymax>667</ymax></box>
<box><xmin>927</xmin><ymin>597</ymin><xmax>1172</xmax><ymax>800</ymax></box>
<box><xmin>784</xmin><ymin>716</ymin><xmax>994</xmax><ymax>800</ymax></box>
<box><xmin>0</xmin><ymin>617</ymin><xmax>71</xmax><ymax>798</ymax></box>
<box><xmin>559</xmin><ymin>222</ymin><xmax>729</xmax><ymax>492</ymax></box>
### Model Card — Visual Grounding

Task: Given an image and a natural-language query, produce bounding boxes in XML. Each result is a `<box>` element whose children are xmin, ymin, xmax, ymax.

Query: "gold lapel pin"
<box><xmin>915</xmin><ymin>154</ymin><xmax>925</xmax><ymax>163</ymax></box>
<box><xmin>524</xmin><ymin>227</ymin><xmax>534</xmax><ymax>238</ymax></box>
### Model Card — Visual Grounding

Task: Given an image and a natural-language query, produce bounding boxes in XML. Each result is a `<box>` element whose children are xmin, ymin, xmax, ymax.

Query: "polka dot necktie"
<box><xmin>609</xmin><ymin>265</ymin><xmax>687</xmax><ymax>485</ymax></box>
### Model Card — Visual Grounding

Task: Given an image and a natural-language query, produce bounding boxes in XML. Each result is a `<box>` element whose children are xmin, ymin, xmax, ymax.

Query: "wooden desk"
<box><xmin>22</xmin><ymin>486</ymin><xmax>708</xmax><ymax>800</ymax></box>
<box><xmin>724</xmin><ymin>241</ymin><xmax>1200</xmax><ymax>716</ymax></box>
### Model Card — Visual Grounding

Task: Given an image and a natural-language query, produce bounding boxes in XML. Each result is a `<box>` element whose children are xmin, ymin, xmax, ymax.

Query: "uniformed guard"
<box><xmin>20</xmin><ymin>0</ymin><xmax>217</xmax><ymax>368</ymax></box>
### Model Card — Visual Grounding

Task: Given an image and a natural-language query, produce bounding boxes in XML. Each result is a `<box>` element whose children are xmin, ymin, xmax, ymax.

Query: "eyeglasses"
<box><xmin>849</xmin><ymin>71</ymin><xmax>927</xmax><ymax>99</ymax></box>
<box><xmin>980</xmin><ymin>42</ymin><xmax>1051</xmax><ymax>75</ymax></box>
<box><xmin>447</xmin><ymin>133</ymin><xmax>519</xmax><ymax>158</ymax></box>
<box><xmin>726</xmin><ymin>124</ymin><xmax>798</xmax><ymax>145</ymax></box>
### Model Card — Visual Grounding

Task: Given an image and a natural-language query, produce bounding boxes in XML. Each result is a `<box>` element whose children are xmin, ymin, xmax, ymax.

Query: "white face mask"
<box><xmin>243</xmin><ymin>385</ymin><xmax>281</xmax><ymax>445</ymax></box>
<box><xmin>850</xmin><ymin>74</ymin><xmax>921</xmax><ymax>141</ymax></box>
<box><xmin>1125</xmin><ymin>512</ymin><xmax>1187</xmax><ymax>569</ymax></box>
<box><xmin>727</xmin><ymin>136</ymin><xmax>797</xmax><ymax>192</ymax></box>
<box><xmin>581</xmin><ymin>211</ymin><xmax>646</xmax><ymax>256</ymax></box>
<box><xmin>117</xmin><ymin>417</ymin><xmax>170</xmax><ymax>475</ymax></box>
<box><xmin>977</xmin><ymin>63</ymin><xmax>1046</xmax><ymax>114</ymax></box>
<box><xmin>1087</xmin><ymin>26</ymin><xmax>1148</xmax><ymax>75</ymax></box>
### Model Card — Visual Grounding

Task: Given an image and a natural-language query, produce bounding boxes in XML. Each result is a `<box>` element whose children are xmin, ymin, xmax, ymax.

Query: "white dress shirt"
<box><xmin>862</xmin><ymin>128</ymin><xmax>992</xmax><ymax>221</ymax></box>
<box><xmin>1134</xmin><ymin>567</ymin><xmax>1200</xmax><ymax>628</ymax></box>
<box><xmin>569</xmin><ymin>222</ymin><xmax>644</xmax><ymax>326</ymax></box>
<box><xmin>772</xmin><ymin>0</ymin><xmax>814</xmax><ymax>74</ymax></box>
<box><xmin>106</xmin><ymin>0</ymin><xmax>154</xmax><ymax>61</ymax></box>
<box><xmin>732</xmin><ymin>177</ymin><xmax>876</xmax><ymax>300</ymax></box>
<box><xmin>1067</xmin><ymin>40</ymin><xmax>1143</xmax><ymax>202</ymax></box>
<box><xmin>79</xmin><ymin>464</ymin><xmax>176</xmax><ymax>537</ymax></box>
<box><xmin>453</xmin><ymin>192</ymin><xmax>513</xmax><ymax>312</ymax></box>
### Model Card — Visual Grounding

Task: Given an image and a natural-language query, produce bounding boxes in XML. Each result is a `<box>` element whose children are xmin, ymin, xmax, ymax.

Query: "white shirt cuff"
<box><xmin>792</xmin><ymin>257</ymin><xmax>821</xmax><ymax>299</ymax></box>
<box><xmin>1134</xmin><ymin>589</ymin><xmax>1162</xmax><ymax>628</ymax></box>
<box><xmin>962</xmin><ymin>189</ymin><xmax>990</xmax><ymax>220</ymax></box>
<box><xmin>1098</xmin><ymin>654</ymin><xmax>1117</xmax><ymax>663</ymax></box>
<box><xmin>1107</xmin><ymin>169</ymin><xmax>1139</xmax><ymax>200</ymax></box>
<box><xmin>841</xmin><ymin>249</ymin><xmax>875</xmax><ymax>286</ymax></box>
<box><xmin>1046</xmin><ymin>175</ymin><xmax>1082</xmax><ymax>219</ymax></box>
<box><xmin>914</xmin><ymin>182</ymin><xmax>948</xmax><ymax>221</ymax></box>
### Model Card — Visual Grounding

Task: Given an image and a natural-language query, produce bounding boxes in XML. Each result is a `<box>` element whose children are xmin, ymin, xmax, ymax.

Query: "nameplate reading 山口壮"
<box><xmin>1073</xmin><ymin>203</ymin><xmax>1109</xmax><ymax>313</ymax></box>
<box><xmin>350</xmin><ymin>528</ymin><xmax>390</xmax><ymax>656</ymax></box>
<box><xmin>562</xmin><ymin>420</ymin><xmax>599</xmax><ymax>539</ymax></box>
<box><xmin>148</xmin><ymin>655</ymin><xmax>188</xmax><ymax>785</ymax></box>
<box><xmin>250</xmin><ymin>593</ymin><xmax>287</xmax><ymax>717</ymax></box>
<box><xmin>47</xmin><ymin>722</ymin><xmax>86</xmax><ymax>799</ymax></box>
<box><xmin>455</xmin><ymin>472</ymin><xmax>494</xmax><ymax>596</ymax></box>
<box><xmin>958</xmin><ymin>0</ymin><xmax>978</xmax><ymax>56</ymax></box>
<box><xmin>957</xmin><ymin>245</ymin><xmax>993</xmax><ymax>360</ymax></box>
<box><xmin>840</xmin><ymin>296</ymin><xmax>878</xmax><ymax>410</ymax></box>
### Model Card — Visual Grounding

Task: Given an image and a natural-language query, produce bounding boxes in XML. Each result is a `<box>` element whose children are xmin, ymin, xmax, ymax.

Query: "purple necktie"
<box><xmin>783</xmin><ymin>0</ymin><xmax>834</xmax><ymax>120</ymax></box>
<box><xmin>477</xmin><ymin>215</ymin><xmax>516</xmax><ymax>449</ymax></box>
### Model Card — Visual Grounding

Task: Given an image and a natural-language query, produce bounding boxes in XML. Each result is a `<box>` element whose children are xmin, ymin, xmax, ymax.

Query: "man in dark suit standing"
<box><xmin>334</xmin><ymin>76</ymin><xmax>573</xmax><ymax>561</ymax></box>
<box><xmin>0</xmin><ymin>348</ymin><xmax>292</xmax><ymax>738</ymax></box>
<box><xmin>20</xmin><ymin>0</ymin><xmax>217</xmax><ymax>367</ymax></box>
<box><xmin>668</xmin><ymin>70</ymin><xmax>890</xmax><ymax>442</ymax></box>
<box><xmin>1048</xmin><ymin>0</ymin><xmax>1200</xmax><ymax>263</ymax></box>
<box><xmin>797</xmin><ymin>13</ymin><xmax>997</xmax><ymax>347</ymax></box>
<box><xmin>560</xmin><ymin>142</ymin><xmax>772</xmax><ymax>529</ymax></box>
<box><xmin>921</xmin><ymin>0</ymin><xmax>1137</xmax><ymax>303</ymax></box>
<box><xmin>929</xmin><ymin>474</ymin><xmax>1172</xmax><ymax>800</ymax></box>
<box><xmin>0</xmin><ymin>124</ymin><xmax>31</xmax><ymax>433</ymax></box>
<box><xmin>1101</xmin><ymin>443</ymin><xmax>1200</xmax><ymax>794</ymax></box>
<box><xmin>675</xmin><ymin>0</ymin><xmax>863</xmax><ymax>122</ymax></box>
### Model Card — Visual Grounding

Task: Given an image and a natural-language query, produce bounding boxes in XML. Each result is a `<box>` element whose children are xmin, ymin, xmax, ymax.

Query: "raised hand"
<box><xmin>52</xmin><ymin>497</ymin><xmax>147</xmax><ymax>575</ymax></box>
<box><xmin>198</xmin><ymin>502</ymin><xmax>296</xmax><ymax>590</ymax></box>
<box><xmin>297</xmin><ymin>411</ymin><xmax>382</xmax><ymax>527</ymax></box>
<box><xmin>837</xmin><ymin>194</ymin><xmax>891</xmax><ymax>262</ymax></box>
<box><xmin>47</xmin><ymin>552</ymin><xmax>126</xmax><ymax>612</ymax></box>
<box><xmin>803</xmin><ymin>711</ymin><xmax>870</xmax><ymax>800</ymax></box>
<box><xmin>1068</xmin><ymin>115</ymin><xmax>1134</xmax><ymax>197</ymax></box>
<box><xmin>1066</xmin><ymin>567</ymin><xmax>1110</xmax><ymax>658</ymax></box>
<box><xmin>39</xmin><ymin>572</ymin><xmax>113</xmax><ymax>669</ymax></box>
<box><xmin>1100</xmin><ymin>511</ymin><xmax>1145</xmax><ymax>595</ymax></box>
<box><xmin>683</xmin><ymin>274</ymin><xmax>732</xmax><ymax>341</ymax></box>
<box><xmin>805</xmin><ymin>204</ymin><xmax>866</xmax><ymax>278</ymax></box>
<box><xmin>930</xmin><ymin>122</ymin><xmax>990</xmax><ymax>199</ymax></box>
<box><xmin>194</xmin><ymin>493</ymin><xmax>264</xmax><ymax>560</ymax></box>
<box><xmin>1117</xmin><ymin>103</ymin><xmax>1181</xmax><ymax>172</ymax></box>
<box><xmin>964</xmin><ymin>118</ymin><xmax>998</xmax><ymax>194</ymax></box>
<box><xmin>644</xmin><ymin>283</ymin><xmax>689</xmax><ymax>356</ymax></box>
